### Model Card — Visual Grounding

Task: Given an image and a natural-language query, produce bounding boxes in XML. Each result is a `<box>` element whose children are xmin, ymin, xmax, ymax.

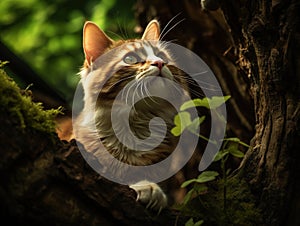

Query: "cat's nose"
<box><xmin>151</xmin><ymin>60</ymin><xmax>164</xmax><ymax>70</ymax></box>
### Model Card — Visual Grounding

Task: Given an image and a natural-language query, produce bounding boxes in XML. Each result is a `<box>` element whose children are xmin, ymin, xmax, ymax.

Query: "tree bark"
<box><xmin>0</xmin><ymin>118</ymin><xmax>184</xmax><ymax>226</ymax></box>
<box><xmin>220</xmin><ymin>1</ymin><xmax>300</xmax><ymax>224</ymax></box>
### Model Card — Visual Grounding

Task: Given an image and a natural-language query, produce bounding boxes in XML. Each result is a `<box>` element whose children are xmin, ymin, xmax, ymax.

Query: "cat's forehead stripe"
<box><xmin>125</xmin><ymin>44</ymin><xmax>136</xmax><ymax>52</ymax></box>
<box><xmin>126</xmin><ymin>42</ymin><xmax>142</xmax><ymax>50</ymax></box>
<box><xmin>143</xmin><ymin>43</ymin><xmax>155</xmax><ymax>56</ymax></box>
<box><xmin>124</xmin><ymin>41</ymin><xmax>162</xmax><ymax>60</ymax></box>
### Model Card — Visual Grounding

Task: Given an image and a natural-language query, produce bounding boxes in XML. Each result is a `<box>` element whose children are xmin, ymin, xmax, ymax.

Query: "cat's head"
<box><xmin>80</xmin><ymin>20</ymin><xmax>187</xmax><ymax>100</ymax></box>
<box><xmin>83</xmin><ymin>20</ymin><xmax>161</xmax><ymax>67</ymax></box>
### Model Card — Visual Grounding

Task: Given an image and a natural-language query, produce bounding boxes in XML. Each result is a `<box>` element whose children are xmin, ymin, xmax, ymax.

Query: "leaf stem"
<box><xmin>189</xmin><ymin>130</ymin><xmax>218</xmax><ymax>145</ymax></box>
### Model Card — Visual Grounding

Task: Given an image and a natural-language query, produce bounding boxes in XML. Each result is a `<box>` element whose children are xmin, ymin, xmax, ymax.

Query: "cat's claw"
<box><xmin>130</xmin><ymin>180</ymin><xmax>167</xmax><ymax>213</ymax></box>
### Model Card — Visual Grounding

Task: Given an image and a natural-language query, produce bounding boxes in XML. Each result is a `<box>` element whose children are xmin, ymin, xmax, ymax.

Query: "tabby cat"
<box><xmin>74</xmin><ymin>20</ymin><xmax>191</xmax><ymax>211</ymax></box>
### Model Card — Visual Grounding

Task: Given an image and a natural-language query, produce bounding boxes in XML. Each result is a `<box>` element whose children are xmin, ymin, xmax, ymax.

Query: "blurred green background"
<box><xmin>0</xmin><ymin>0</ymin><xmax>137</xmax><ymax>104</ymax></box>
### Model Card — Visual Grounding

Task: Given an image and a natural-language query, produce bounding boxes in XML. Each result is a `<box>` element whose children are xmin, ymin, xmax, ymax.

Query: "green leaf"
<box><xmin>171</xmin><ymin>111</ymin><xmax>192</xmax><ymax>136</ymax></box>
<box><xmin>179</xmin><ymin>111</ymin><xmax>192</xmax><ymax>128</ymax></box>
<box><xmin>180</xmin><ymin>96</ymin><xmax>231</xmax><ymax>111</ymax></box>
<box><xmin>193</xmin><ymin>184</ymin><xmax>208</xmax><ymax>194</ymax></box>
<box><xmin>171</xmin><ymin>126</ymin><xmax>182</xmax><ymax>136</ymax></box>
<box><xmin>183</xmin><ymin>189</ymin><xmax>195</xmax><ymax>205</ymax></box>
<box><xmin>208</xmin><ymin>95</ymin><xmax>231</xmax><ymax>109</ymax></box>
<box><xmin>195</xmin><ymin>171</ymin><xmax>219</xmax><ymax>183</ymax></box>
<box><xmin>198</xmin><ymin>171</ymin><xmax>219</xmax><ymax>178</ymax></box>
<box><xmin>185</xmin><ymin>218</ymin><xmax>194</xmax><ymax>226</ymax></box>
<box><xmin>181</xmin><ymin>171</ymin><xmax>219</xmax><ymax>188</ymax></box>
<box><xmin>187</xmin><ymin>116</ymin><xmax>206</xmax><ymax>134</ymax></box>
<box><xmin>228</xmin><ymin>148</ymin><xmax>245</xmax><ymax>158</ymax></box>
<box><xmin>180</xmin><ymin>98</ymin><xmax>209</xmax><ymax>111</ymax></box>
<box><xmin>181</xmin><ymin>179</ymin><xmax>197</xmax><ymax>188</ymax></box>
<box><xmin>224</xmin><ymin>141</ymin><xmax>245</xmax><ymax>158</ymax></box>
<box><xmin>185</xmin><ymin>218</ymin><xmax>204</xmax><ymax>226</ymax></box>
<box><xmin>0</xmin><ymin>61</ymin><xmax>9</xmax><ymax>67</ymax></box>
<box><xmin>195</xmin><ymin>220</ymin><xmax>204</xmax><ymax>226</ymax></box>
<box><xmin>223</xmin><ymin>137</ymin><xmax>250</xmax><ymax>147</ymax></box>
<box><xmin>213</xmin><ymin>149</ymin><xmax>229</xmax><ymax>162</ymax></box>
<box><xmin>226</xmin><ymin>169</ymin><xmax>232</xmax><ymax>176</ymax></box>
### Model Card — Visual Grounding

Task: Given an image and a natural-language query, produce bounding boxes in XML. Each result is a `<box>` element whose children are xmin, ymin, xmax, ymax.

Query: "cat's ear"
<box><xmin>142</xmin><ymin>20</ymin><xmax>160</xmax><ymax>41</ymax></box>
<box><xmin>83</xmin><ymin>21</ymin><xmax>113</xmax><ymax>65</ymax></box>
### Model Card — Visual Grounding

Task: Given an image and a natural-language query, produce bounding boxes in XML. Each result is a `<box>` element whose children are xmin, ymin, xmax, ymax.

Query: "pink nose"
<box><xmin>151</xmin><ymin>60</ymin><xmax>164</xmax><ymax>70</ymax></box>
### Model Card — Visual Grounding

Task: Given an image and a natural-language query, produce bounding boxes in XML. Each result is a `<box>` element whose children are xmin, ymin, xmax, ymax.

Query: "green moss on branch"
<box><xmin>0</xmin><ymin>65</ymin><xmax>61</xmax><ymax>135</ymax></box>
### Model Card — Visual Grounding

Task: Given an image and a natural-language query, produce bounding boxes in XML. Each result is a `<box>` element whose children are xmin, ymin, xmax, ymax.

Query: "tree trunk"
<box><xmin>220</xmin><ymin>1</ymin><xmax>300</xmax><ymax>225</ymax></box>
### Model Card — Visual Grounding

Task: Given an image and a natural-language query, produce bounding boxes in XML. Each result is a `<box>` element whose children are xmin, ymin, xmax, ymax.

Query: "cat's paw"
<box><xmin>129</xmin><ymin>180</ymin><xmax>167</xmax><ymax>213</ymax></box>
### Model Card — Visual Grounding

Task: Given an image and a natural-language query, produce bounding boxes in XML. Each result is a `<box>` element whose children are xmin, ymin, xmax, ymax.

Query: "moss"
<box><xmin>0</xmin><ymin>65</ymin><xmax>62</xmax><ymax>135</ymax></box>
<box><xmin>217</xmin><ymin>177</ymin><xmax>263</xmax><ymax>225</ymax></box>
<box><xmin>177</xmin><ymin>176</ymin><xmax>263</xmax><ymax>225</ymax></box>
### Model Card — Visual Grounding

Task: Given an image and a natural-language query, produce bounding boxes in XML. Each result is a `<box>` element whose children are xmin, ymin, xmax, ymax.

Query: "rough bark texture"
<box><xmin>220</xmin><ymin>1</ymin><xmax>300</xmax><ymax>225</ymax></box>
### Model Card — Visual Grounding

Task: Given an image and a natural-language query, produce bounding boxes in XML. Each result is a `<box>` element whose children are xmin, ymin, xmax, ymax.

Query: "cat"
<box><xmin>74</xmin><ymin>19</ymin><xmax>192</xmax><ymax>212</ymax></box>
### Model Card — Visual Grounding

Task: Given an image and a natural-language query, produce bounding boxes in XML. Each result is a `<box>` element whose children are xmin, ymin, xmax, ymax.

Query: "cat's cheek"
<box><xmin>161</xmin><ymin>66</ymin><xmax>174</xmax><ymax>80</ymax></box>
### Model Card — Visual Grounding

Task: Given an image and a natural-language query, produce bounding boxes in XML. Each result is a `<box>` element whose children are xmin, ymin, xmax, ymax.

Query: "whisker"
<box><xmin>109</xmin><ymin>75</ymin><xmax>136</xmax><ymax>90</ymax></box>
<box><xmin>196</xmin><ymin>81</ymin><xmax>220</xmax><ymax>89</ymax></box>
<box><xmin>106</xmin><ymin>30</ymin><xmax>125</xmax><ymax>40</ymax></box>
<box><xmin>124</xmin><ymin>80</ymin><xmax>138</xmax><ymax>106</ymax></box>
<box><xmin>160</xmin><ymin>18</ymin><xmax>186</xmax><ymax>41</ymax></box>
<box><xmin>160</xmin><ymin>39</ymin><xmax>178</xmax><ymax>48</ymax></box>
<box><xmin>185</xmin><ymin>80</ymin><xmax>219</xmax><ymax>93</ymax></box>
<box><xmin>185</xmin><ymin>77</ymin><xmax>220</xmax><ymax>90</ymax></box>
<box><xmin>131</xmin><ymin>82</ymin><xmax>139</xmax><ymax>112</ymax></box>
<box><xmin>144</xmin><ymin>80</ymin><xmax>160</xmax><ymax>105</ymax></box>
<box><xmin>170</xmin><ymin>79</ymin><xmax>184</xmax><ymax>94</ymax></box>
<box><xmin>169</xmin><ymin>75</ymin><xmax>206</xmax><ymax>96</ymax></box>
<box><xmin>159</xmin><ymin>13</ymin><xmax>182</xmax><ymax>40</ymax></box>
<box><xmin>137</xmin><ymin>81</ymin><xmax>145</xmax><ymax>110</ymax></box>
<box><xmin>189</xmin><ymin>71</ymin><xmax>209</xmax><ymax>76</ymax></box>
<box><xmin>117</xmin><ymin>17</ymin><xmax>129</xmax><ymax>40</ymax></box>
<box><xmin>186</xmin><ymin>72</ymin><xmax>222</xmax><ymax>88</ymax></box>
<box><xmin>121</xmin><ymin>19</ymin><xmax>130</xmax><ymax>39</ymax></box>
<box><xmin>189</xmin><ymin>89</ymin><xmax>206</xmax><ymax>98</ymax></box>
<box><xmin>140</xmin><ymin>81</ymin><xmax>153</xmax><ymax>108</ymax></box>
<box><xmin>141</xmin><ymin>82</ymin><xmax>152</xmax><ymax>108</ymax></box>
<box><xmin>173</xmin><ymin>72</ymin><xmax>221</xmax><ymax>91</ymax></box>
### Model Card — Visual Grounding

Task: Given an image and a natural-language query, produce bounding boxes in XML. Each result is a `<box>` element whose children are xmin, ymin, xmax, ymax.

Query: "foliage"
<box><xmin>0</xmin><ymin>62</ymin><xmax>61</xmax><ymax>134</ymax></box>
<box><xmin>177</xmin><ymin>140</ymin><xmax>250</xmax><ymax>225</ymax></box>
<box><xmin>0</xmin><ymin>0</ymin><xmax>137</xmax><ymax>103</ymax></box>
<box><xmin>172</xmin><ymin>95</ymin><xmax>230</xmax><ymax>144</ymax></box>
<box><xmin>177</xmin><ymin>176</ymin><xmax>263</xmax><ymax>225</ymax></box>
<box><xmin>185</xmin><ymin>218</ymin><xmax>204</xmax><ymax>226</ymax></box>
<box><xmin>179</xmin><ymin>96</ymin><xmax>231</xmax><ymax>111</ymax></box>
<box><xmin>172</xmin><ymin>96</ymin><xmax>262</xmax><ymax>225</ymax></box>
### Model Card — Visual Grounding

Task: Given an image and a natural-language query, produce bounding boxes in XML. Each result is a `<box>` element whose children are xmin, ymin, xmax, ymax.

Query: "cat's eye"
<box><xmin>123</xmin><ymin>53</ymin><xmax>141</xmax><ymax>65</ymax></box>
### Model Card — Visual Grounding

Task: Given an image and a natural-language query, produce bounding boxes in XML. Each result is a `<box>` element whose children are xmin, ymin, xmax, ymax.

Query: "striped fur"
<box><xmin>75</xmin><ymin>21</ymin><xmax>190</xmax><ymax>180</ymax></box>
